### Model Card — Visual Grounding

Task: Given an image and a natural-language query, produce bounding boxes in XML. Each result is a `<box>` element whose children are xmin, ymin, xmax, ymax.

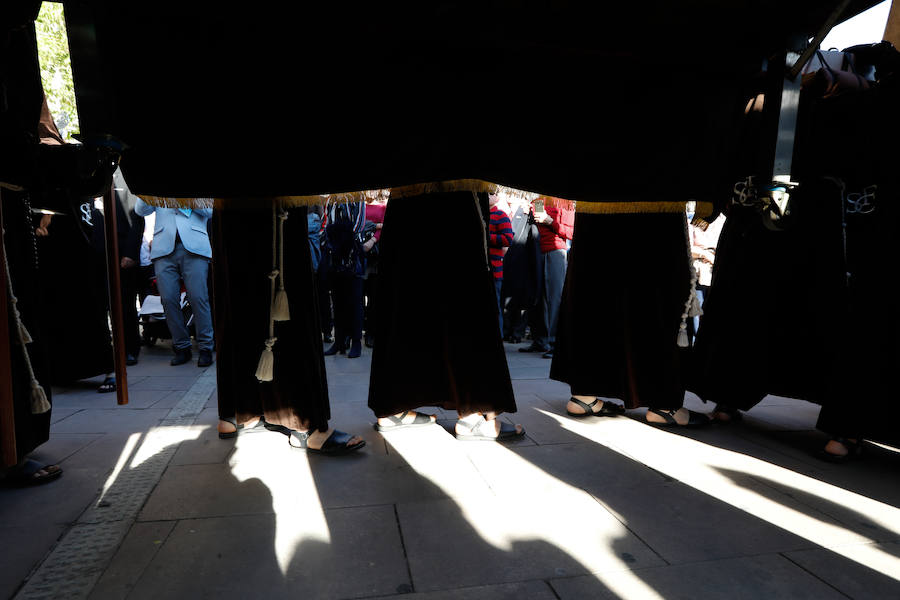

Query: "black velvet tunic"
<box><xmin>213</xmin><ymin>205</ymin><xmax>331</xmax><ymax>433</ymax></box>
<box><xmin>550</xmin><ymin>211</ymin><xmax>691</xmax><ymax>409</ymax></box>
<box><xmin>367</xmin><ymin>192</ymin><xmax>517</xmax><ymax>418</ymax></box>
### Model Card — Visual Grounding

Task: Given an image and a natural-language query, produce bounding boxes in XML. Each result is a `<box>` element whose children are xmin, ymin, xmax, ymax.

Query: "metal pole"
<box><xmin>0</xmin><ymin>192</ymin><xmax>19</xmax><ymax>467</ymax></box>
<box><xmin>103</xmin><ymin>180</ymin><xmax>129</xmax><ymax>405</ymax></box>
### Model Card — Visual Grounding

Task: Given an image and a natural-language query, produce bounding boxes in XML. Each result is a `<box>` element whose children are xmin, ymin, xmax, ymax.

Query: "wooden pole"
<box><xmin>884</xmin><ymin>0</ymin><xmax>900</xmax><ymax>48</ymax></box>
<box><xmin>103</xmin><ymin>181</ymin><xmax>128</xmax><ymax>405</ymax></box>
<box><xmin>0</xmin><ymin>192</ymin><xmax>19</xmax><ymax>467</ymax></box>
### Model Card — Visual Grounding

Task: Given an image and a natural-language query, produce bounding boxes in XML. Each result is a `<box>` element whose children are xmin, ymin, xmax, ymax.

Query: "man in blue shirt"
<box><xmin>135</xmin><ymin>199</ymin><xmax>214</xmax><ymax>366</ymax></box>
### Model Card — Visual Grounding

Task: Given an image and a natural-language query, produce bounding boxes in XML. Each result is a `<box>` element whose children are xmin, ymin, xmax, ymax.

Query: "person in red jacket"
<box><xmin>519</xmin><ymin>197</ymin><xmax>574</xmax><ymax>358</ymax></box>
<box><xmin>487</xmin><ymin>192</ymin><xmax>514</xmax><ymax>334</ymax></box>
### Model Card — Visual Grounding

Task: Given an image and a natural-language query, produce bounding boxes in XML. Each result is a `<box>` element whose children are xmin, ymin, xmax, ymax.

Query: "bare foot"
<box><xmin>645</xmin><ymin>408</ymin><xmax>711</xmax><ymax>427</ymax></box>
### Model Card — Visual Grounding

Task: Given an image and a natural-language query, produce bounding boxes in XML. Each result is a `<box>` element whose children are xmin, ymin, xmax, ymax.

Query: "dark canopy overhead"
<box><xmin>63</xmin><ymin>1</ymin><xmax>883</xmax><ymax>204</ymax></box>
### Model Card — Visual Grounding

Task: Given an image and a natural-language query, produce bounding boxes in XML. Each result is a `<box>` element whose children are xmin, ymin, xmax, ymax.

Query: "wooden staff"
<box><xmin>103</xmin><ymin>181</ymin><xmax>128</xmax><ymax>405</ymax></box>
<box><xmin>0</xmin><ymin>192</ymin><xmax>18</xmax><ymax>467</ymax></box>
<box><xmin>885</xmin><ymin>0</ymin><xmax>900</xmax><ymax>48</ymax></box>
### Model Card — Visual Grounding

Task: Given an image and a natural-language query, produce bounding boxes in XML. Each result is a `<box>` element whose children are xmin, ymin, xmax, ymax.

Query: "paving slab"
<box><xmin>784</xmin><ymin>542</ymin><xmax>900</xmax><ymax>599</ymax></box>
<box><xmin>591</xmin><ymin>478</ymin><xmax>818</xmax><ymax>564</ymax></box>
<box><xmin>129</xmin><ymin>375</ymin><xmax>202</xmax><ymax>391</ymax></box>
<box><xmin>51</xmin><ymin>432</ymin><xmax>143</xmax><ymax>474</ymax></box>
<box><xmin>0</xmin><ymin>464</ymin><xmax>105</xmax><ymax>527</ymax></box>
<box><xmin>465</xmin><ymin>441</ymin><xmax>668</xmax><ymax>499</ymax></box>
<box><xmin>0</xmin><ymin>523</ymin><xmax>67</xmax><ymax>600</ymax></box>
<box><xmin>48</xmin><ymin>407</ymin><xmax>81</xmax><ymax>424</ymax></box>
<box><xmin>26</xmin><ymin>432</ymin><xmax>103</xmax><ymax>466</ymax></box>
<box><xmin>369</xmin><ymin>580</ymin><xmax>558</xmax><ymax>599</ymax></box>
<box><xmin>88</xmin><ymin>521</ymin><xmax>177</xmax><ymax>600</ymax></box>
<box><xmin>125</xmin><ymin>507</ymin><xmax>408</xmax><ymax>599</ymax></box>
<box><xmin>549</xmin><ymin>553</ymin><xmax>850</xmax><ymax>599</ymax></box>
<box><xmin>169</xmin><ymin>423</ymin><xmax>233</xmax><ymax>466</ymax></box>
<box><xmin>512</xmin><ymin>379</ymin><xmax>571</xmax><ymax>404</ymax></box>
<box><xmin>51</xmin><ymin>388</ymin><xmax>178</xmax><ymax>410</ymax></box>
<box><xmin>397</xmin><ymin>491</ymin><xmax>664</xmax><ymax>592</ymax></box>
<box><xmin>328</xmin><ymin>382</ymin><xmax>373</xmax><ymax>404</ymax></box>
<box><xmin>49</xmin><ymin>408</ymin><xmax>171</xmax><ymax>434</ymax></box>
<box><xmin>138</xmin><ymin>462</ymin><xmax>279</xmax><ymax>521</ymax></box>
<box><xmin>507</xmin><ymin>366</ymin><xmax>553</xmax><ymax>380</ymax></box>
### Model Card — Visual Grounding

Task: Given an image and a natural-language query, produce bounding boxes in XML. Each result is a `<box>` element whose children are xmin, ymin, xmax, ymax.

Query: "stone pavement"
<box><xmin>2</xmin><ymin>340</ymin><xmax>899</xmax><ymax>599</ymax></box>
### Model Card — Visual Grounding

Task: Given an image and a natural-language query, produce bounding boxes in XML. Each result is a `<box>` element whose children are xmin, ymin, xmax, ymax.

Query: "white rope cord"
<box><xmin>2</xmin><ymin>226</ymin><xmax>50</xmax><ymax>413</ymax></box>
<box><xmin>272</xmin><ymin>208</ymin><xmax>290</xmax><ymax>321</ymax></box>
<box><xmin>255</xmin><ymin>204</ymin><xmax>278</xmax><ymax>381</ymax></box>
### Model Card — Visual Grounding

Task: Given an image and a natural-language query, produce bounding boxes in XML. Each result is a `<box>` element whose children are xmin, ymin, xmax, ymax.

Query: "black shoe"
<box><xmin>542</xmin><ymin>350</ymin><xmax>554</xmax><ymax>359</ymax></box>
<box><xmin>347</xmin><ymin>339</ymin><xmax>362</xmax><ymax>358</ymax></box>
<box><xmin>171</xmin><ymin>349</ymin><xmax>192</xmax><ymax>366</ymax></box>
<box><xmin>323</xmin><ymin>334</ymin><xmax>334</xmax><ymax>344</ymax></box>
<box><xmin>198</xmin><ymin>349</ymin><xmax>213</xmax><ymax>367</ymax></box>
<box><xmin>518</xmin><ymin>343</ymin><xmax>548</xmax><ymax>353</ymax></box>
<box><xmin>364</xmin><ymin>334</ymin><xmax>374</xmax><ymax>348</ymax></box>
<box><xmin>125</xmin><ymin>354</ymin><xmax>138</xmax><ymax>366</ymax></box>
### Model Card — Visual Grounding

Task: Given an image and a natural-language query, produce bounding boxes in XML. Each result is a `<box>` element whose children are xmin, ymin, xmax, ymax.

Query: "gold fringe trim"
<box><xmin>138</xmin><ymin>180</ymin><xmax>713</xmax><ymax>217</ymax></box>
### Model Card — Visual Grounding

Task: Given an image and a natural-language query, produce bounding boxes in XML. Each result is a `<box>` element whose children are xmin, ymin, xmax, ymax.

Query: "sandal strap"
<box><xmin>456</xmin><ymin>416</ymin><xmax>484</xmax><ymax>435</ymax></box>
<box><xmin>569</xmin><ymin>397</ymin><xmax>600</xmax><ymax>415</ymax></box>
<box><xmin>289</xmin><ymin>430</ymin><xmax>310</xmax><ymax>449</ymax></box>
<box><xmin>648</xmin><ymin>408</ymin><xmax>677</xmax><ymax>424</ymax></box>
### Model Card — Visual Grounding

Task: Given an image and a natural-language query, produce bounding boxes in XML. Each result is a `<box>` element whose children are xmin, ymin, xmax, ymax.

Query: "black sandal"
<box><xmin>289</xmin><ymin>429</ymin><xmax>366</xmax><ymax>455</ymax></box>
<box><xmin>566</xmin><ymin>397</ymin><xmax>626</xmax><ymax>418</ymax></box>
<box><xmin>455</xmin><ymin>416</ymin><xmax>525</xmax><ymax>442</ymax></box>
<box><xmin>218</xmin><ymin>417</ymin><xmax>268</xmax><ymax>440</ymax></box>
<box><xmin>373</xmin><ymin>410</ymin><xmax>436</xmax><ymax>432</ymax></box>
<box><xmin>97</xmin><ymin>376</ymin><xmax>116</xmax><ymax>393</ymax></box>
<box><xmin>646</xmin><ymin>408</ymin><xmax>711</xmax><ymax>428</ymax></box>
<box><xmin>818</xmin><ymin>437</ymin><xmax>863</xmax><ymax>463</ymax></box>
<box><xmin>2</xmin><ymin>459</ymin><xmax>63</xmax><ymax>487</ymax></box>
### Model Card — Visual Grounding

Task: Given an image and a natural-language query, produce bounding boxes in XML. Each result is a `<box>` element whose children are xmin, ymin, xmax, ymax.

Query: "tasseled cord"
<box><xmin>3</xmin><ymin>227</ymin><xmax>50</xmax><ymax>414</ymax></box>
<box><xmin>677</xmin><ymin>208</ymin><xmax>703</xmax><ymax>348</ymax></box>
<box><xmin>256</xmin><ymin>203</ymin><xmax>289</xmax><ymax>382</ymax></box>
<box><xmin>272</xmin><ymin>209</ymin><xmax>290</xmax><ymax>321</ymax></box>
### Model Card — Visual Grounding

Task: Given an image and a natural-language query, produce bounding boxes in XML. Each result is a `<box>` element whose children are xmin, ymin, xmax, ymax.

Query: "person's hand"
<box><xmin>534</xmin><ymin>211</ymin><xmax>553</xmax><ymax>225</ymax></box>
<box><xmin>363</xmin><ymin>238</ymin><xmax>376</xmax><ymax>253</ymax></box>
<box><xmin>120</xmin><ymin>257</ymin><xmax>136</xmax><ymax>269</ymax></box>
<box><xmin>375</xmin><ymin>223</ymin><xmax>383</xmax><ymax>230</ymax></box>
<box><xmin>35</xmin><ymin>214</ymin><xmax>52</xmax><ymax>237</ymax></box>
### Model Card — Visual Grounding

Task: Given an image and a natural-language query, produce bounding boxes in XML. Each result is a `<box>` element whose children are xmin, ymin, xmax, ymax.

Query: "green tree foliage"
<box><xmin>35</xmin><ymin>1</ymin><xmax>79</xmax><ymax>140</ymax></box>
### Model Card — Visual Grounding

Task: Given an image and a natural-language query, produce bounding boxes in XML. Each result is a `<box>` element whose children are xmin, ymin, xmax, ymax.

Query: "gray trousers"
<box><xmin>538</xmin><ymin>248</ymin><xmax>567</xmax><ymax>349</ymax></box>
<box><xmin>153</xmin><ymin>240</ymin><xmax>214</xmax><ymax>351</ymax></box>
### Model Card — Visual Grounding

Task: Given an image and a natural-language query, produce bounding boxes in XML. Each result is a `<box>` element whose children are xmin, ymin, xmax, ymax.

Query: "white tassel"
<box><xmin>272</xmin><ymin>288</ymin><xmax>290</xmax><ymax>321</ymax></box>
<box><xmin>272</xmin><ymin>209</ymin><xmax>290</xmax><ymax>321</ymax></box>
<box><xmin>255</xmin><ymin>338</ymin><xmax>276</xmax><ymax>382</ymax></box>
<box><xmin>688</xmin><ymin>291</ymin><xmax>703</xmax><ymax>318</ymax></box>
<box><xmin>677</xmin><ymin>324</ymin><xmax>689</xmax><ymax>348</ymax></box>
<box><xmin>30</xmin><ymin>379</ymin><xmax>50</xmax><ymax>414</ymax></box>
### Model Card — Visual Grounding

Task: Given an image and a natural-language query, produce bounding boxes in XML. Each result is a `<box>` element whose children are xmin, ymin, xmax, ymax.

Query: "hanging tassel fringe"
<box><xmin>30</xmin><ymin>379</ymin><xmax>50</xmax><ymax>414</ymax></box>
<box><xmin>272</xmin><ymin>289</ymin><xmax>290</xmax><ymax>321</ymax></box>
<box><xmin>677</xmin><ymin>324</ymin><xmax>690</xmax><ymax>348</ymax></box>
<box><xmin>4</xmin><ymin>225</ymin><xmax>49</xmax><ymax>413</ymax></box>
<box><xmin>688</xmin><ymin>290</ymin><xmax>703</xmax><ymax>318</ymax></box>
<box><xmin>272</xmin><ymin>210</ymin><xmax>290</xmax><ymax>321</ymax></box>
<box><xmin>255</xmin><ymin>338</ymin><xmax>276</xmax><ymax>382</ymax></box>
